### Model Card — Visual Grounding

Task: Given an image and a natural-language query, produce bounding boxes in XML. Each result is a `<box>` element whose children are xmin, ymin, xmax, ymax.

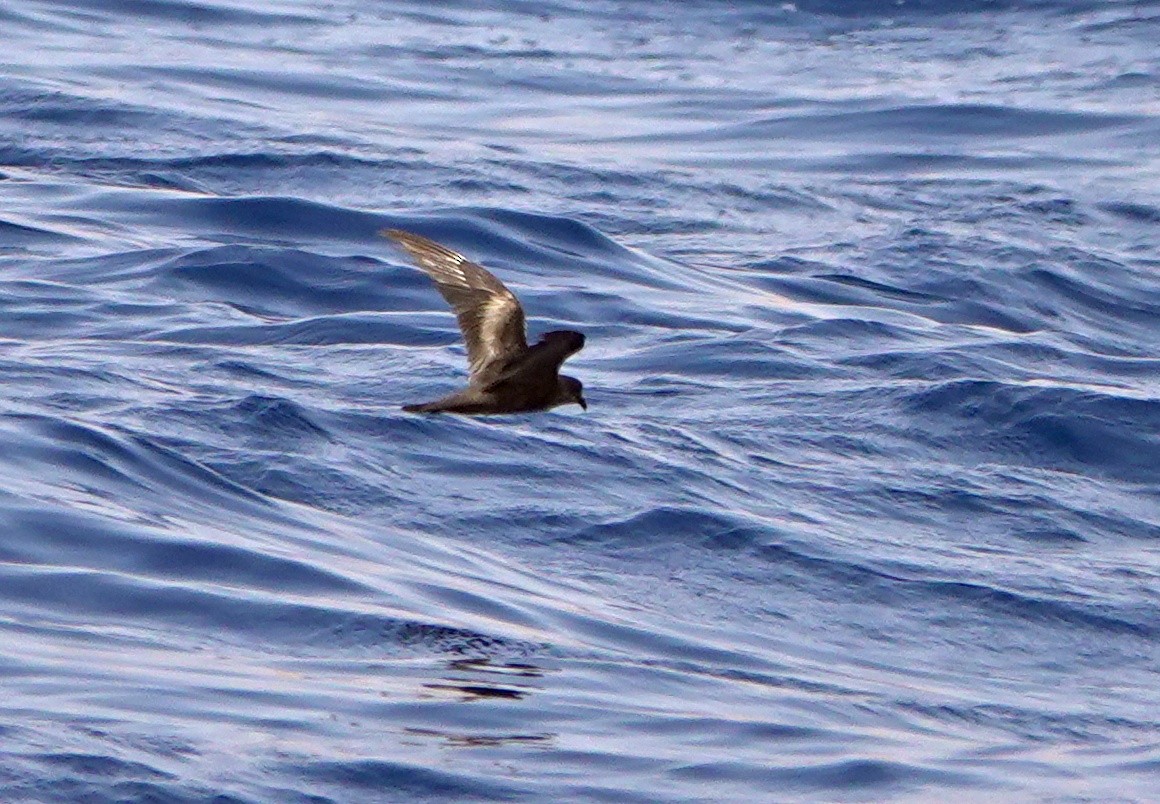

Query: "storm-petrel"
<box><xmin>383</xmin><ymin>229</ymin><xmax>587</xmax><ymax>414</ymax></box>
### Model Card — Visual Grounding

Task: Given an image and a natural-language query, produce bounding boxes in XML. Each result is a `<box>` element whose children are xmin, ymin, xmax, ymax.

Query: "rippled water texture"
<box><xmin>2</xmin><ymin>0</ymin><xmax>1160</xmax><ymax>801</ymax></box>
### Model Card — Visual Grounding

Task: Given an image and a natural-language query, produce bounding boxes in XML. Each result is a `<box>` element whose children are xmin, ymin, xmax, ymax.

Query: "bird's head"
<box><xmin>557</xmin><ymin>375</ymin><xmax>587</xmax><ymax>411</ymax></box>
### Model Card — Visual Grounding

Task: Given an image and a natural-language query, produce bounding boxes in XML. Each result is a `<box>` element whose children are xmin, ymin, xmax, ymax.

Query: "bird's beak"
<box><xmin>578</xmin><ymin>396</ymin><xmax>588</xmax><ymax>411</ymax></box>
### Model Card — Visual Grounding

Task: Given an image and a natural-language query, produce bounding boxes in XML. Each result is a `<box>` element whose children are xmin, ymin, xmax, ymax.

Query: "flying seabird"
<box><xmin>383</xmin><ymin>229</ymin><xmax>587</xmax><ymax>414</ymax></box>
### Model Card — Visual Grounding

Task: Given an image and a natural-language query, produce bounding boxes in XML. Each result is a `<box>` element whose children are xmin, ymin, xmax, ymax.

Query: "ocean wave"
<box><xmin>4</xmin><ymin>0</ymin><xmax>1160</xmax><ymax>800</ymax></box>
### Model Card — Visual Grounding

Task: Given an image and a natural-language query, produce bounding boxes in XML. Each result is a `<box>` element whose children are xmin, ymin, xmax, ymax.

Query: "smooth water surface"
<box><xmin>2</xmin><ymin>0</ymin><xmax>1159</xmax><ymax>801</ymax></box>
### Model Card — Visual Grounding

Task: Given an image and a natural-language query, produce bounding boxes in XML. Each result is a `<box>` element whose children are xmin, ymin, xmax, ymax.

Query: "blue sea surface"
<box><xmin>3</xmin><ymin>0</ymin><xmax>1160</xmax><ymax>801</ymax></box>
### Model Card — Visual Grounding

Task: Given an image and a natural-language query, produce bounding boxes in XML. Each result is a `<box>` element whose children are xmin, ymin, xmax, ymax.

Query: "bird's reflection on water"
<box><xmin>403</xmin><ymin>727</ymin><xmax>553</xmax><ymax>749</ymax></box>
<box><xmin>421</xmin><ymin>657</ymin><xmax>548</xmax><ymax>702</ymax></box>
<box><xmin>402</xmin><ymin>658</ymin><xmax>556</xmax><ymax>748</ymax></box>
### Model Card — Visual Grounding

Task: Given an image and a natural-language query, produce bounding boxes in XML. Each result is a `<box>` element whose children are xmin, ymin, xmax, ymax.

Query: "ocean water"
<box><xmin>2</xmin><ymin>0</ymin><xmax>1159</xmax><ymax>801</ymax></box>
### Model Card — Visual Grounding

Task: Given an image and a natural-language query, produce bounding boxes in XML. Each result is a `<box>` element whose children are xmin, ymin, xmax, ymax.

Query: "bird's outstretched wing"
<box><xmin>383</xmin><ymin>229</ymin><xmax>527</xmax><ymax>379</ymax></box>
<box><xmin>482</xmin><ymin>330</ymin><xmax>584</xmax><ymax>392</ymax></box>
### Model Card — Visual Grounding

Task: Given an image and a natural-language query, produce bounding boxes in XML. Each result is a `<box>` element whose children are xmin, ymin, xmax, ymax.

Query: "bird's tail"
<box><xmin>402</xmin><ymin>390</ymin><xmax>495</xmax><ymax>414</ymax></box>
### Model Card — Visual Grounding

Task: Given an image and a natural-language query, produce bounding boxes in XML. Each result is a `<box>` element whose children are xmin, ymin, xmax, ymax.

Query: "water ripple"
<box><xmin>3</xmin><ymin>0</ymin><xmax>1160</xmax><ymax>801</ymax></box>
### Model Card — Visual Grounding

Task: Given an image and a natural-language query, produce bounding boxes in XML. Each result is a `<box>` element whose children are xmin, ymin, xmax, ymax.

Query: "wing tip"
<box><xmin>380</xmin><ymin>228</ymin><xmax>461</xmax><ymax>263</ymax></box>
<box><xmin>542</xmin><ymin>329</ymin><xmax>585</xmax><ymax>352</ymax></box>
<box><xmin>379</xmin><ymin>227</ymin><xmax>412</xmax><ymax>244</ymax></box>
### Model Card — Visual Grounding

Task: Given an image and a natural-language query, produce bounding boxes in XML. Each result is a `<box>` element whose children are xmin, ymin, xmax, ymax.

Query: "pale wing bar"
<box><xmin>383</xmin><ymin>229</ymin><xmax>527</xmax><ymax>376</ymax></box>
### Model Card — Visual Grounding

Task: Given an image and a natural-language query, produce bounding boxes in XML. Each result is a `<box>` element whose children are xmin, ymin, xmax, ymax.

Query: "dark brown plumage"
<box><xmin>383</xmin><ymin>229</ymin><xmax>587</xmax><ymax>414</ymax></box>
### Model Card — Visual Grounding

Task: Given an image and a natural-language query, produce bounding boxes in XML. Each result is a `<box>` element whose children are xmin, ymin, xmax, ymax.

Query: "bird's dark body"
<box><xmin>383</xmin><ymin>230</ymin><xmax>587</xmax><ymax>415</ymax></box>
